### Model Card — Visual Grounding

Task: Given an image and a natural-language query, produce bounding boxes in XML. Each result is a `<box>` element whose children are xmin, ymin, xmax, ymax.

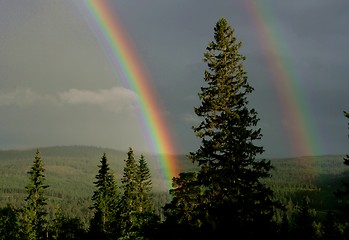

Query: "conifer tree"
<box><xmin>90</xmin><ymin>153</ymin><xmax>120</xmax><ymax>239</ymax></box>
<box><xmin>51</xmin><ymin>206</ymin><xmax>86</xmax><ymax>240</ymax></box>
<box><xmin>23</xmin><ymin>149</ymin><xmax>49</xmax><ymax>240</ymax></box>
<box><xmin>120</xmin><ymin>148</ymin><xmax>141</xmax><ymax>237</ymax></box>
<box><xmin>278</xmin><ymin>213</ymin><xmax>290</xmax><ymax>240</ymax></box>
<box><xmin>0</xmin><ymin>206</ymin><xmax>21</xmax><ymax>240</ymax></box>
<box><xmin>163</xmin><ymin>172</ymin><xmax>202</xmax><ymax>238</ymax></box>
<box><xmin>137</xmin><ymin>154</ymin><xmax>153</xmax><ymax>214</ymax></box>
<box><xmin>187</xmin><ymin>18</ymin><xmax>279</xmax><ymax>239</ymax></box>
<box><xmin>322</xmin><ymin>210</ymin><xmax>342</xmax><ymax>240</ymax></box>
<box><xmin>136</xmin><ymin>154</ymin><xmax>160</xmax><ymax>239</ymax></box>
<box><xmin>292</xmin><ymin>197</ymin><xmax>316</xmax><ymax>240</ymax></box>
<box><xmin>119</xmin><ymin>149</ymin><xmax>158</xmax><ymax>239</ymax></box>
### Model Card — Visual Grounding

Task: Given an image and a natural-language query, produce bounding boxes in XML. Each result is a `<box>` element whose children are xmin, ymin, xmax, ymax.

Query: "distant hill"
<box><xmin>266</xmin><ymin>155</ymin><xmax>349</xmax><ymax>214</ymax></box>
<box><xmin>0</xmin><ymin>145</ymin><xmax>348</xmax><ymax>220</ymax></box>
<box><xmin>0</xmin><ymin>145</ymin><xmax>190</xmax><ymax>196</ymax></box>
<box><xmin>0</xmin><ymin>145</ymin><xmax>191</xmax><ymax>222</ymax></box>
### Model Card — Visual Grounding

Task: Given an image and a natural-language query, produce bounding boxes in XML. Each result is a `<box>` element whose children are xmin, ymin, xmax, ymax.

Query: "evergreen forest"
<box><xmin>1</xmin><ymin>18</ymin><xmax>349</xmax><ymax>240</ymax></box>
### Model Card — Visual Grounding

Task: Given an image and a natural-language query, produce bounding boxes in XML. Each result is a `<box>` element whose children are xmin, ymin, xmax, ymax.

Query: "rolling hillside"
<box><xmin>0</xmin><ymin>146</ymin><xmax>192</xmax><ymax>222</ymax></box>
<box><xmin>0</xmin><ymin>145</ymin><xmax>191</xmax><ymax>196</ymax></box>
<box><xmin>0</xmin><ymin>145</ymin><xmax>348</xmax><ymax>221</ymax></box>
<box><xmin>266</xmin><ymin>155</ymin><xmax>349</xmax><ymax>213</ymax></box>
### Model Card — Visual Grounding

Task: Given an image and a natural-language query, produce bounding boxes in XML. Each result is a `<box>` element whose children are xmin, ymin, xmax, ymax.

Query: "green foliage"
<box><xmin>163</xmin><ymin>172</ymin><xmax>202</xmax><ymax>237</ymax></box>
<box><xmin>322</xmin><ymin>210</ymin><xmax>342</xmax><ymax>240</ymax></box>
<box><xmin>119</xmin><ymin>148</ymin><xmax>160</xmax><ymax>238</ymax></box>
<box><xmin>138</xmin><ymin>154</ymin><xmax>153</xmax><ymax>213</ymax></box>
<box><xmin>136</xmin><ymin>154</ymin><xmax>160</xmax><ymax>238</ymax></box>
<box><xmin>90</xmin><ymin>153</ymin><xmax>121</xmax><ymax>239</ymax></box>
<box><xmin>334</xmin><ymin>111</ymin><xmax>349</xmax><ymax>216</ymax></box>
<box><xmin>22</xmin><ymin>149</ymin><xmax>49</xmax><ymax>240</ymax></box>
<box><xmin>185</xmin><ymin>18</ymin><xmax>279</xmax><ymax>239</ymax></box>
<box><xmin>1</xmin><ymin>147</ymin><xmax>349</xmax><ymax>239</ymax></box>
<box><xmin>0</xmin><ymin>145</ymin><xmax>181</xmax><ymax>224</ymax></box>
<box><xmin>292</xmin><ymin>197</ymin><xmax>317</xmax><ymax>240</ymax></box>
<box><xmin>0</xmin><ymin>206</ymin><xmax>21</xmax><ymax>240</ymax></box>
<box><xmin>50</xmin><ymin>207</ymin><xmax>87</xmax><ymax>240</ymax></box>
<box><xmin>120</xmin><ymin>148</ymin><xmax>140</xmax><ymax>234</ymax></box>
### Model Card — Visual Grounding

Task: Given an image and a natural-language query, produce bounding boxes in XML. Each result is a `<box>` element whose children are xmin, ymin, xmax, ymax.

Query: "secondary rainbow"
<box><xmin>244</xmin><ymin>0</ymin><xmax>320</xmax><ymax>157</ymax></box>
<box><xmin>78</xmin><ymin>0</ymin><xmax>179</xmax><ymax>189</ymax></box>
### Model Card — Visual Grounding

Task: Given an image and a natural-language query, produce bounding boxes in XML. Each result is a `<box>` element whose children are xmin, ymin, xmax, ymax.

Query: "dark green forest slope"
<box><xmin>266</xmin><ymin>155</ymin><xmax>349</xmax><ymax>215</ymax></box>
<box><xmin>0</xmin><ymin>146</ymin><xmax>190</xmax><ymax>223</ymax></box>
<box><xmin>0</xmin><ymin>146</ymin><xmax>347</xmax><ymax>223</ymax></box>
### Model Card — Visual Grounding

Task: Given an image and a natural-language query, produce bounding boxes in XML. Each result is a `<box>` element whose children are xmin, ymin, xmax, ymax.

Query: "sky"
<box><xmin>0</xmin><ymin>0</ymin><xmax>348</xmax><ymax>159</ymax></box>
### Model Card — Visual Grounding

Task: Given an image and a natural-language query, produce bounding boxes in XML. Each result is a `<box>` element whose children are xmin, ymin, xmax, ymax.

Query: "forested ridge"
<box><xmin>1</xmin><ymin>18</ymin><xmax>349</xmax><ymax>239</ymax></box>
<box><xmin>1</xmin><ymin>146</ymin><xmax>348</xmax><ymax>239</ymax></box>
<box><xmin>0</xmin><ymin>147</ymin><xmax>348</xmax><ymax>218</ymax></box>
<box><xmin>0</xmin><ymin>146</ymin><xmax>183</xmax><ymax>225</ymax></box>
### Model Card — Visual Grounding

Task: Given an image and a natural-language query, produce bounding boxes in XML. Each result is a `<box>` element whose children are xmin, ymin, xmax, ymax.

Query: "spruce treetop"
<box><xmin>191</xmin><ymin>17</ymin><xmax>264</xmax><ymax>168</ymax></box>
<box><xmin>24</xmin><ymin>149</ymin><xmax>49</xmax><ymax>240</ymax></box>
<box><xmin>186</xmin><ymin>17</ymin><xmax>279</xmax><ymax>238</ymax></box>
<box><xmin>25</xmin><ymin>149</ymin><xmax>49</xmax><ymax>204</ymax></box>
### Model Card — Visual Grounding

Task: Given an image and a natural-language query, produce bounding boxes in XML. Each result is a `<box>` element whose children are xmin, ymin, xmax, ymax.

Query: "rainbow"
<box><xmin>243</xmin><ymin>1</ymin><xmax>319</xmax><ymax>157</ymax></box>
<box><xmin>77</xmin><ymin>0</ymin><xmax>179</xmax><ymax>189</ymax></box>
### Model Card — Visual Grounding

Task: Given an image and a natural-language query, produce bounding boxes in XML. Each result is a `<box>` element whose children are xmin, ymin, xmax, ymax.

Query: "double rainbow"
<box><xmin>76</xmin><ymin>0</ymin><xmax>317</xmax><ymax>190</ymax></box>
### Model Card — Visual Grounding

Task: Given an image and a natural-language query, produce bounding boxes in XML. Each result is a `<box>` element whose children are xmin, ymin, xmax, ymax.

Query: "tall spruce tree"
<box><xmin>120</xmin><ymin>148</ymin><xmax>141</xmax><ymax>237</ymax></box>
<box><xmin>90</xmin><ymin>153</ymin><xmax>120</xmax><ymax>239</ymax></box>
<box><xmin>136</xmin><ymin>154</ymin><xmax>160</xmax><ymax>239</ymax></box>
<box><xmin>137</xmin><ymin>154</ymin><xmax>153</xmax><ymax>214</ymax></box>
<box><xmin>187</xmin><ymin>18</ymin><xmax>279</xmax><ymax>239</ymax></box>
<box><xmin>23</xmin><ymin>149</ymin><xmax>49</xmax><ymax>240</ymax></box>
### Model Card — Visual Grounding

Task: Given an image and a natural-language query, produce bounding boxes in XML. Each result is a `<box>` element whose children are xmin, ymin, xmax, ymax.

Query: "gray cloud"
<box><xmin>0</xmin><ymin>0</ymin><xmax>348</xmax><ymax>158</ymax></box>
<box><xmin>0</xmin><ymin>88</ymin><xmax>44</xmax><ymax>107</ymax></box>
<box><xmin>0</xmin><ymin>87</ymin><xmax>137</xmax><ymax>113</ymax></box>
<box><xmin>58</xmin><ymin>87</ymin><xmax>137</xmax><ymax>112</ymax></box>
